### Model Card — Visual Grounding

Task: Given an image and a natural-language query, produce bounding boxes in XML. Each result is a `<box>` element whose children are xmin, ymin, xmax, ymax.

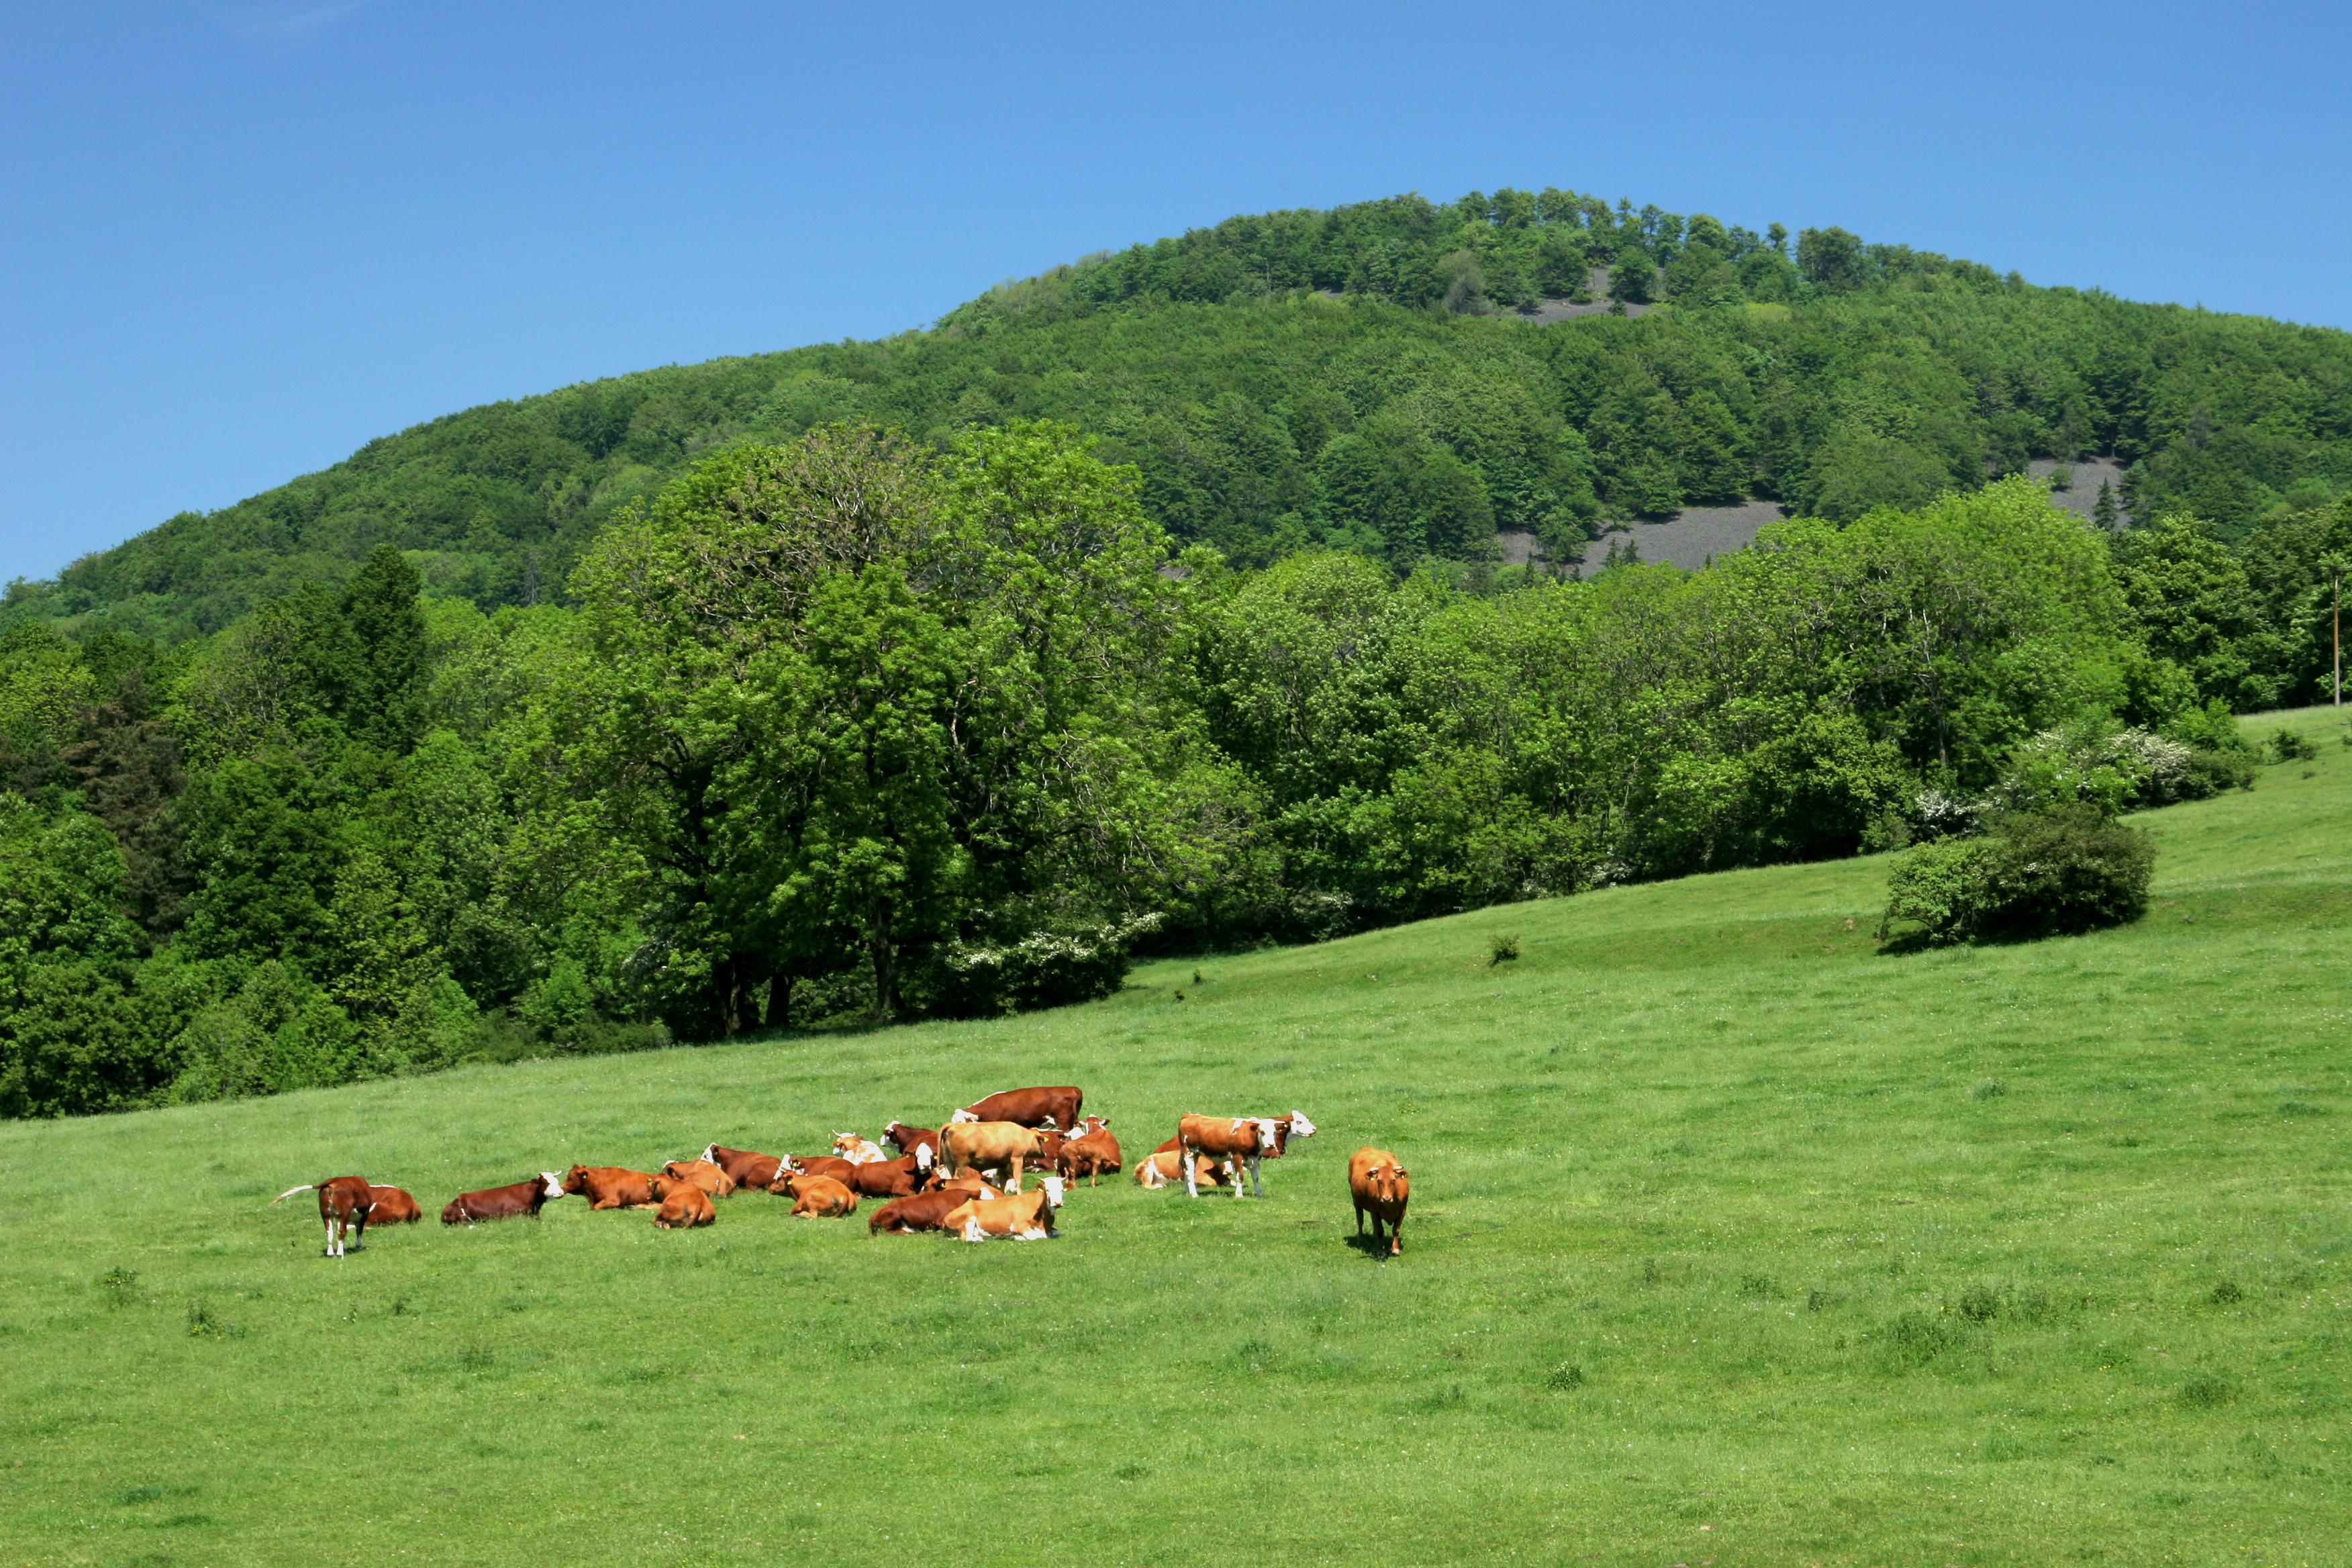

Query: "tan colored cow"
<box><xmin>938</xmin><ymin>1120</ymin><xmax>1048</xmax><ymax>1193</ymax></box>
<box><xmin>660</xmin><ymin>1159</ymin><xmax>737</xmax><ymax>1197</ymax></box>
<box><xmin>777</xmin><ymin>1171</ymin><xmax>859</xmax><ymax>1218</ymax></box>
<box><xmin>944</xmin><ymin>1177</ymin><xmax>1067</xmax><ymax>1241</ymax></box>
<box><xmin>650</xmin><ymin>1180</ymin><xmax>716</xmax><ymax>1229</ymax></box>
<box><xmin>1347</xmin><ymin>1147</ymin><xmax>1410</xmax><ymax>1257</ymax></box>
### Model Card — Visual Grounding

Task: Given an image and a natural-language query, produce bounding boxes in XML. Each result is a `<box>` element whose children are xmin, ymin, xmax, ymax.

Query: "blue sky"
<box><xmin>5</xmin><ymin>0</ymin><xmax>2347</xmax><ymax>582</ymax></box>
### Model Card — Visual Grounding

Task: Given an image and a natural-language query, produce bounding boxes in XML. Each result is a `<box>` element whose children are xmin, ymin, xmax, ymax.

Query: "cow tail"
<box><xmin>271</xmin><ymin>1183</ymin><xmax>315</xmax><ymax>1206</ymax></box>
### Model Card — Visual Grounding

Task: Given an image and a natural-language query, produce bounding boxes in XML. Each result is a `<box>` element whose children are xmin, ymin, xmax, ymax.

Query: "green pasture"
<box><xmin>3</xmin><ymin>707</ymin><xmax>2348</xmax><ymax>1567</ymax></box>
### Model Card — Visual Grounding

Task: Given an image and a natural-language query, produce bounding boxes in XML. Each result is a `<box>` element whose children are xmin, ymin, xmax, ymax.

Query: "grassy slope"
<box><xmin>2</xmin><ymin>709</ymin><xmax>2347</xmax><ymax>1567</ymax></box>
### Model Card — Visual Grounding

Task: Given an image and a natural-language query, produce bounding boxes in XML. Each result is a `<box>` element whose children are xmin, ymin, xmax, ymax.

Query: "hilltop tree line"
<box><xmin>5</xmin><ymin>418</ymin><xmax>2343</xmax><ymax>1116</ymax></box>
<box><xmin>7</xmin><ymin>188</ymin><xmax>2350</xmax><ymax>645</ymax></box>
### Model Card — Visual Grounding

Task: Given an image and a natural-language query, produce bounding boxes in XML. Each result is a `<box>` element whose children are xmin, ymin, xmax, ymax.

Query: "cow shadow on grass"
<box><xmin>1343</xmin><ymin>1231</ymin><xmax>1404</xmax><ymax>1263</ymax></box>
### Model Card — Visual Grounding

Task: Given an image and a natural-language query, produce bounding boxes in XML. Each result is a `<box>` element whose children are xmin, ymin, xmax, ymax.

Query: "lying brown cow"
<box><xmin>701</xmin><ymin>1144</ymin><xmax>787</xmax><ymax>1190</ymax></box>
<box><xmin>882</xmin><ymin>1122</ymin><xmax>939</xmax><ymax>1167</ymax></box>
<box><xmin>1348</xmin><ymin>1147</ymin><xmax>1411</xmax><ymax>1257</ymax></box>
<box><xmin>562</xmin><ymin>1165</ymin><xmax>663</xmax><ymax>1210</ymax></box>
<box><xmin>950</xmin><ymin>1085</ymin><xmax>1083</xmax><ymax>1131</ymax></box>
<box><xmin>650</xmin><ymin>1179</ymin><xmax>716</xmax><ymax>1230</ymax></box>
<box><xmin>944</xmin><ymin>1177</ymin><xmax>1067</xmax><ymax>1242</ymax></box>
<box><xmin>366</xmin><ymin>1185</ymin><xmax>423</xmax><ymax>1224</ymax></box>
<box><xmin>659</xmin><ymin>1159</ymin><xmax>737</xmax><ymax>1197</ymax></box>
<box><xmin>832</xmin><ymin>1132</ymin><xmax>888</xmax><ymax>1165</ymax></box>
<box><xmin>868</xmin><ymin>1180</ymin><xmax>1001</xmax><ymax>1236</ymax></box>
<box><xmin>273</xmin><ymin>1175</ymin><xmax>376</xmax><ymax>1257</ymax></box>
<box><xmin>938</xmin><ymin>1120</ymin><xmax>1048</xmax><ymax>1192</ymax></box>
<box><xmin>844</xmin><ymin>1156</ymin><xmax>928</xmax><ymax>1199</ymax></box>
<box><xmin>777</xmin><ymin>1171</ymin><xmax>858</xmax><ymax>1218</ymax></box>
<box><xmin>441</xmin><ymin>1173</ymin><xmax>565</xmax><ymax>1224</ymax></box>
<box><xmin>1136</xmin><ymin>1148</ymin><xmax>1232</xmax><ymax>1189</ymax></box>
<box><xmin>1057</xmin><ymin>1120</ymin><xmax>1122</xmax><ymax>1187</ymax></box>
<box><xmin>770</xmin><ymin>1155</ymin><xmax>858</xmax><ymax>1189</ymax></box>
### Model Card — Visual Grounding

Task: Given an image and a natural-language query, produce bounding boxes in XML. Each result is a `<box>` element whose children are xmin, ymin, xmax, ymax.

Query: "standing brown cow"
<box><xmin>1057</xmin><ymin>1118</ymin><xmax>1122</xmax><ymax>1187</ymax></box>
<box><xmin>950</xmin><ymin>1085</ymin><xmax>1083</xmax><ymax>1131</ymax></box>
<box><xmin>938</xmin><ymin>1120</ymin><xmax>1048</xmax><ymax>1193</ymax></box>
<box><xmin>273</xmin><ymin>1176</ymin><xmax>376</xmax><ymax>1257</ymax></box>
<box><xmin>1348</xmin><ymin>1148</ymin><xmax>1410</xmax><ymax>1257</ymax></box>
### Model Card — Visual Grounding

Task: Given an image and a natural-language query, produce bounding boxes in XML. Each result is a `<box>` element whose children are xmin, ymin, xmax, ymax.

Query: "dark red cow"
<box><xmin>870</xmin><ymin>1187</ymin><xmax>988</xmax><ymax>1235</ymax></box>
<box><xmin>701</xmin><ymin>1144</ymin><xmax>787</xmax><ymax>1191</ymax></box>
<box><xmin>951</xmin><ymin>1085</ymin><xmax>1083</xmax><ymax>1132</ymax></box>
<box><xmin>366</xmin><ymin>1185</ymin><xmax>424</xmax><ymax>1224</ymax></box>
<box><xmin>845</xmin><ymin>1157</ymin><xmax>928</xmax><ymax>1199</ymax></box>
<box><xmin>442</xmin><ymin>1173</ymin><xmax>565</xmax><ymax>1224</ymax></box>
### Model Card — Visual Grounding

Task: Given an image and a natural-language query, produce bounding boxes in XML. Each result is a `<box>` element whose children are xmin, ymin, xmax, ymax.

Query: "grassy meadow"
<box><xmin>2</xmin><ymin>706</ymin><xmax>2349</xmax><ymax>1567</ymax></box>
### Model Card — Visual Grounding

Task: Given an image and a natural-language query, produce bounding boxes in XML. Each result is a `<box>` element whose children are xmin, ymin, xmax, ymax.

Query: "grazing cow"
<box><xmin>440</xmin><ymin>1173</ymin><xmax>565</xmax><ymax>1224</ymax></box>
<box><xmin>701</xmin><ymin>1144</ymin><xmax>787</xmax><ymax>1191</ymax></box>
<box><xmin>882</xmin><ymin>1122</ymin><xmax>940</xmax><ymax>1169</ymax></box>
<box><xmin>844</xmin><ymin>1156</ymin><xmax>928</xmax><ymax>1199</ymax></box>
<box><xmin>938</xmin><ymin>1120</ymin><xmax>1048</xmax><ymax>1193</ymax></box>
<box><xmin>366</xmin><ymin>1185</ymin><xmax>423</xmax><ymax>1224</ymax></box>
<box><xmin>1348</xmin><ymin>1148</ymin><xmax>1411</xmax><ymax>1257</ymax></box>
<box><xmin>1175</xmin><ymin>1115</ymin><xmax>1285</xmax><ymax>1199</ymax></box>
<box><xmin>273</xmin><ymin>1176</ymin><xmax>376</xmax><ymax>1257</ymax></box>
<box><xmin>561</xmin><ymin>1165</ymin><xmax>664</xmax><ymax>1211</ymax></box>
<box><xmin>776</xmin><ymin>1171</ymin><xmax>858</xmax><ymax>1218</ymax></box>
<box><xmin>832</xmin><ymin>1132</ymin><xmax>888</xmax><ymax>1165</ymax></box>
<box><xmin>1057</xmin><ymin>1121</ymin><xmax>1122</xmax><ymax>1187</ymax></box>
<box><xmin>650</xmin><ymin>1180</ymin><xmax>716</xmax><ymax>1230</ymax></box>
<box><xmin>944</xmin><ymin>1177</ymin><xmax>1067</xmax><ymax>1242</ymax></box>
<box><xmin>660</xmin><ymin>1159</ymin><xmax>736</xmax><ymax>1198</ymax></box>
<box><xmin>952</xmin><ymin>1085</ymin><xmax>1083</xmax><ymax>1132</ymax></box>
<box><xmin>868</xmin><ymin>1181</ymin><xmax>1001</xmax><ymax>1235</ymax></box>
<box><xmin>1136</xmin><ymin>1148</ymin><xmax>1232</xmax><ymax>1189</ymax></box>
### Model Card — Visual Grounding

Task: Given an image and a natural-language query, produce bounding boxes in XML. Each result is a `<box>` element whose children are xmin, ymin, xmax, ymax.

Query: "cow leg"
<box><xmin>1355</xmin><ymin>1199</ymin><xmax>1365</xmax><ymax>1237</ymax></box>
<box><xmin>323</xmin><ymin>1216</ymin><xmax>336</xmax><ymax>1257</ymax></box>
<box><xmin>1369</xmin><ymin>1211</ymin><xmax>1383</xmax><ymax>1249</ymax></box>
<box><xmin>1009</xmin><ymin>1156</ymin><xmax>1022</xmax><ymax>1195</ymax></box>
<box><xmin>348</xmin><ymin>1213</ymin><xmax>366</xmax><ymax>1252</ymax></box>
<box><xmin>1236</xmin><ymin>1153</ymin><xmax>1252</xmax><ymax>1198</ymax></box>
<box><xmin>1181</xmin><ymin>1150</ymin><xmax>1198</xmax><ymax>1199</ymax></box>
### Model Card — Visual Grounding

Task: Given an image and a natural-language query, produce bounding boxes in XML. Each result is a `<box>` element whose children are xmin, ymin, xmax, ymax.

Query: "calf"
<box><xmin>650</xmin><ymin>1179</ymin><xmax>716</xmax><ymax>1230</ymax></box>
<box><xmin>441</xmin><ymin>1173</ymin><xmax>565</xmax><ymax>1224</ymax></box>
<box><xmin>845</xmin><ymin>1156</ymin><xmax>928</xmax><ymax>1199</ymax></box>
<box><xmin>660</xmin><ymin>1159</ymin><xmax>737</xmax><ymax>1197</ymax></box>
<box><xmin>938</xmin><ymin>1120</ymin><xmax>1048</xmax><ymax>1193</ymax></box>
<box><xmin>777</xmin><ymin>1171</ymin><xmax>858</xmax><ymax>1218</ymax></box>
<box><xmin>1348</xmin><ymin>1148</ymin><xmax>1411</xmax><ymax>1257</ymax></box>
<box><xmin>273</xmin><ymin>1176</ymin><xmax>376</xmax><ymax>1257</ymax></box>
<box><xmin>951</xmin><ymin>1085</ymin><xmax>1082</xmax><ymax>1131</ymax></box>
<box><xmin>366</xmin><ymin>1185</ymin><xmax>423</xmax><ymax>1224</ymax></box>
<box><xmin>832</xmin><ymin>1132</ymin><xmax>887</xmax><ymax>1165</ymax></box>
<box><xmin>1175</xmin><ymin>1115</ymin><xmax>1281</xmax><ymax>1199</ymax></box>
<box><xmin>944</xmin><ymin>1177</ymin><xmax>1067</xmax><ymax>1242</ymax></box>
<box><xmin>561</xmin><ymin>1165</ymin><xmax>663</xmax><ymax>1210</ymax></box>
<box><xmin>1057</xmin><ymin>1122</ymin><xmax>1122</xmax><ymax>1187</ymax></box>
<box><xmin>868</xmin><ymin>1181</ymin><xmax>1001</xmax><ymax>1235</ymax></box>
<box><xmin>701</xmin><ymin>1144</ymin><xmax>787</xmax><ymax>1190</ymax></box>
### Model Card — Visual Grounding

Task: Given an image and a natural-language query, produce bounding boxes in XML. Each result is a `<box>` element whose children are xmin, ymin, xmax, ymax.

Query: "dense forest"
<box><xmin>4</xmin><ymin>188</ymin><xmax>2349</xmax><ymax>1117</ymax></box>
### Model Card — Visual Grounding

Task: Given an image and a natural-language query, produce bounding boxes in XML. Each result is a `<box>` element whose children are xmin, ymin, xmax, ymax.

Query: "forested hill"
<box><xmin>9</xmin><ymin>187</ymin><xmax>2352</xmax><ymax>642</ymax></box>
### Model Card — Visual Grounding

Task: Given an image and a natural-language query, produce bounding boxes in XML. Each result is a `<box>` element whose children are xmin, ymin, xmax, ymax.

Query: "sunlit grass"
<box><xmin>1</xmin><ymin>709</ymin><xmax>2346</xmax><ymax>1565</ymax></box>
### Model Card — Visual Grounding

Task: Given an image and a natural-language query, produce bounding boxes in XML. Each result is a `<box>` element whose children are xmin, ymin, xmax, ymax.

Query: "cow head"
<box><xmin>1363</xmin><ymin>1162</ymin><xmax>1408</xmax><ymax>1205</ymax></box>
<box><xmin>560</xmin><ymin>1165</ymin><xmax>591</xmax><ymax>1195</ymax></box>
<box><xmin>646</xmin><ymin>1176</ymin><xmax>671</xmax><ymax>1202</ymax></box>
<box><xmin>1287</xmin><ymin>1110</ymin><xmax>1318</xmax><ymax>1140</ymax></box>
<box><xmin>948</xmin><ymin>1108</ymin><xmax>979</xmax><ymax>1124</ymax></box>
<box><xmin>767</xmin><ymin>1169</ymin><xmax>796</xmax><ymax>1197</ymax></box>
<box><xmin>1040</xmin><ymin>1175</ymin><xmax>1067</xmax><ymax>1210</ymax></box>
<box><xmin>699</xmin><ymin>1143</ymin><xmax>718</xmax><ymax>1164</ymax></box>
<box><xmin>832</xmin><ymin>1132</ymin><xmax>859</xmax><ymax>1155</ymax></box>
<box><xmin>914</xmin><ymin>1142</ymin><xmax>934</xmax><ymax>1172</ymax></box>
<box><xmin>538</xmin><ymin>1172</ymin><xmax>566</xmax><ymax>1199</ymax></box>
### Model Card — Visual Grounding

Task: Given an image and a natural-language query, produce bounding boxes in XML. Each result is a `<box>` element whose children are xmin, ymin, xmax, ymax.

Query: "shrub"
<box><xmin>2267</xmin><ymin>728</ymin><xmax>2318</xmax><ymax>763</ymax></box>
<box><xmin>1488</xmin><ymin>933</ymin><xmax>1520</xmax><ymax>965</ymax></box>
<box><xmin>1882</xmin><ymin>804</ymin><xmax>2153</xmax><ymax>944</ymax></box>
<box><xmin>1992</xmin><ymin>720</ymin><xmax>2223</xmax><ymax>814</ymax></box>
<box><xmin>922</xmin><ymin>915</ymin><xmax>1161</xmax><ymax>1019</ymax></box>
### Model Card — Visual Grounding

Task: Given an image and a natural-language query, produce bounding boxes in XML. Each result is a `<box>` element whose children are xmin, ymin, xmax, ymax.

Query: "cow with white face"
<box><xmin>1175</xmin><ymin>1114</ymin><xmax>1294</xmax><ymax>1199</ymax></box>
<box><xmin>947</xmin><ymin>1176</ymin><xmax>1067</xmax><ymax>1242</ymax></box>
<box><xmin>832</xmin><ymin>1132</ymin><xmax>887</xmax><ymax>1165</ymax></box>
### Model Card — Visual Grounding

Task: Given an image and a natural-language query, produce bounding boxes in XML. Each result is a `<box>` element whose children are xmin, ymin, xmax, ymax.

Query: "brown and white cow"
<box><xmin>650</xmin><ymin>1179</ymin><xmax>716</xmax><ymax>1230</ymax></box>
<box><xmin>882</xmin><ymin>1122</ymin><xmax>940</xmax><ymax>1168</ymax></box>
<box><xmin>1175</xmin><ymin>1115</ymin><xmax>1289</xmax><ymax>1199</ymax></box>
<box><xmin>1057</xmin><ymin>1119</ymin><xmax>1122</xmax><ymax>1187</ymax></box>
<box><xmin>660</xmin><ymin>1159</ymin><xmax>737</xmax><ymax>1198</ymax></box>
<box><xmin>701</xmin><ymin>1144</ymin><xmax>787</xmax><ymax>1191</ymax></box>
<box><xmin>769</xmin><ymin>1155</ymin><xmax>859</xmax><ymax>1190</ymax></box>
<box><xmin>944</xmin><ymin>1177</ymin><xmax>1067</xmax><ymax>1242</ymax></box>
<box><xmin>844</xmin><ymin>1156</ymin><xmax>928</xmax><ymax>1199</ymax></box>
<box><xmin>776</xmin><ymin>1171</ymin><xmax>858</xmax><ymax>1218</ymax></box>
<box><xmin>867</xmin><ymin>1181</ymin><xmax>1001</xmax><ymax>1236</ymax></box>
<box><xmin>832</xmin><ymin>1132</ymin><xmax>888</xmax><ymax>1165</ymax></box>
<box><xmin>561</xmin><ymin>1165</ymin><xmax>663</xmax><ymax>1210</ymax></box>
<box><xmin>950</xmin><ymin>1085</ymin><xmax>1082</xmax><ymax>1132</ymax></box>
<box><xmin>1348</xmin><ymin>1147</ymin><xmax>1410</xmax><ymax>1257</ymax></box>
<box><xmin>366</xmin><ymin>1185</ymin><xmax>423</xmax><ymax>1224</ymax></box>
<box><xmin>273</xmin><ymin>1175</ymin><xmax>376</xmax><ymax>1257</ymax></box>
<box><xmin>938</xmin><ymin>1120</ymin><xmax>1048</xmax><ymax>1193</ymax></box>
<box><xmin>440</xmin><ymin>1173</ymin><xmax>565</xmax><ymax>1224</ymax></box>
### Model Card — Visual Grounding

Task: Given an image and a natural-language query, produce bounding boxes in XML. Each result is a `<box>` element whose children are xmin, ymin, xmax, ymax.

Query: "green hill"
<box><xmin>10</xmin><ymin>188</ymin><xmax>2352</xmax><ymax>642</ymax></box>
<box><xmin>1</xmin><ymin>705</ymin><xmax>2343</xmax><ymax>1566</ymax></box>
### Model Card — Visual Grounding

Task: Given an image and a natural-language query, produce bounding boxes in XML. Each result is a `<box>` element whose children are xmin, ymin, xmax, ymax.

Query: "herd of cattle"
<box><xmin>274</xmin><ymin>1084</ymin><xmax>1418</xmax><ymax>1258</ymax></box>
